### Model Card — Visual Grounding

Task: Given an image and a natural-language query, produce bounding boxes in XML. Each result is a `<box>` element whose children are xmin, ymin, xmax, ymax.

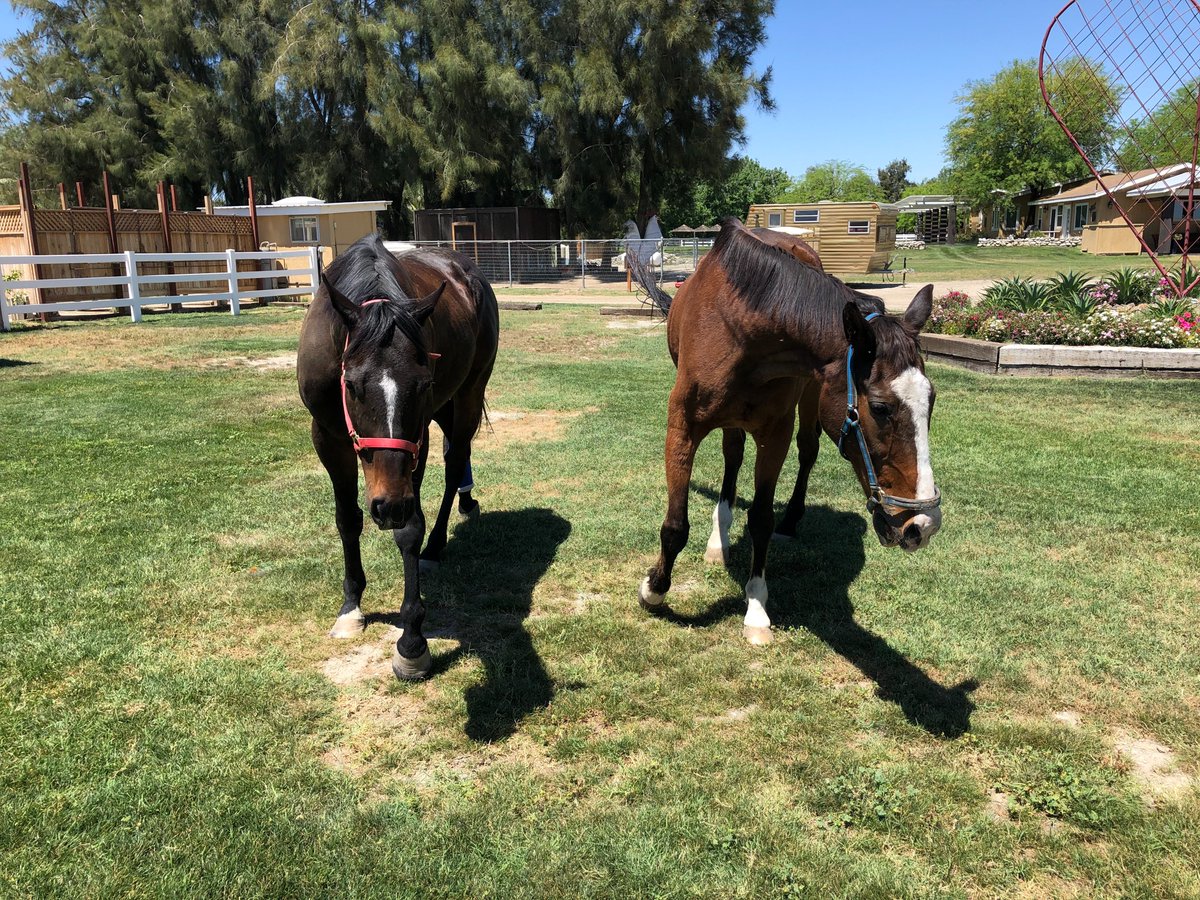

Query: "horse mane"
<box><xmin>325</xmin><ymin>233</ymin><xmax>428</xmax><ymax>357</ymax></box>
<box><xmin>712</xmin><ymin>218</ymin><xmax>920</xmax><ymax>368</ymax></box>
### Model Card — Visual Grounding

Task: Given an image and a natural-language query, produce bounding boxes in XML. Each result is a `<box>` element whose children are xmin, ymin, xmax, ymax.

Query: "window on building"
<box><xmin>768</xmin><ymin>212</ymin><xmax>782</xmax><ymax>227</ymax></box>
<box><xmin>1074</xmin><ymin>203</ymin><xmax>1089</xmax><ymax>229</ymax></box>
<box><xmin>794</xmin><ymin>209</ymin><xmax>819</xmax><ymax>224</ymax></box>
<box><xmin>847</xmin><ymin>220</ymin><xmax>870</xmax><ymax>234</ymax></box>
<box><xmin>290</xmin><ymin>216</ymin><xmax>319</xmax><ymax>243</ymax></box>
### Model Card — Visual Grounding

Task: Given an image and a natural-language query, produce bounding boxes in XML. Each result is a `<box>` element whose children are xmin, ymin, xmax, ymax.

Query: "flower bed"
<box><xmin>928</xmin><ymin>285</ymin><xmax>1199</xmax><ymax>350</ymax></box>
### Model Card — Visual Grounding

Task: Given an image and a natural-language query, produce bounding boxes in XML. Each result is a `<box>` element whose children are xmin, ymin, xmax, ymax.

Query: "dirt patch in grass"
<box><xmin>1110</xmin><ymin>729</ymin><xmax>1194</xmax><ymax>804</ymax></box>
<box><xmin>475</xmin><ymin>409</ymin><xmax>581</xmax><ymax>447</ymax></box>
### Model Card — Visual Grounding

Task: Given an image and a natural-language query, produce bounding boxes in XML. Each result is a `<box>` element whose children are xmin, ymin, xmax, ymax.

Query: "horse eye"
<box><xmin>346</xmin><ymin>380</ymin><xmax>361</xmax><ymax>399</ymax></box>
<box><xmin>869</xmin><ymin>402</ymin><xmax>892</xmax><ymax>420</ymax></box>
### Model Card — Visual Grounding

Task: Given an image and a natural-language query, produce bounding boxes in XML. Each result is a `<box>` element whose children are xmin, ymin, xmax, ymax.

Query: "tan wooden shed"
<box><xmin>745</xmin><ymin>201</ymin><xmax>897</xmax><ymax>273</ymax></box>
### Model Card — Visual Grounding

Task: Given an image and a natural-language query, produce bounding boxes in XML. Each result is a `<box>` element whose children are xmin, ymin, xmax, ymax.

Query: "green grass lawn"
<box><xmin>1</xmin><ymin>307</ymin><xmax>1198</xmax><ymax>898</ymax></box>
<box><xmin>865</xmin><ymin>244</ymin><xmax>1165</xmax><ymax>284</ymax></box>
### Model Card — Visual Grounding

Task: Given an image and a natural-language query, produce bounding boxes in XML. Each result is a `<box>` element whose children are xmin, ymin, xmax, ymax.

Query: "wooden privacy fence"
<box><xmin>0</xmin><ymin>207</ymin><xmax>258</xmax><ymax>305</ymax></box>
<box><xmin>0</xmin><ymin>247</ymin><xmax>322</xmax><ymax>331</ymax></box>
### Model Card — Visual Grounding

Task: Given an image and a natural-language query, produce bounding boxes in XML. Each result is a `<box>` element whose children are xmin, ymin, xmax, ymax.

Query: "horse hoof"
<box><xmin>742</xmin><ymin>625</ymin><xmax>773</xmax><ymax>646</ymax></box>
<box><xmin>328</xmin><ymin>610</ymin><xmax>365</xmax><ymax>639</ymax></box>
<box><xmin>418</xmin><ymin>558</ymin><xmax>439</xmax><ymax>574</ymax></box>
<box><xmin>638</xmin><ymin>576</ymin><xmax>666</xmax><ymax>611</ymax></box>
<box><xmin>391</xmin><ymin>646</ymin><xmax>433</xmax><ymax>681</ymax></box>
<box><xmin>458</xmin><ymin>500</ymin><xmax>481</xmax><ymax>521</ymax></box>
<box><xmin>703</xmin><ymin>544</ymin><xmax>729</xmax><ymax>565</ymax></box>
<box><xmin>771</xmin><ymin>531</ymin><xmax>793</xmax><ymax>543</ymax></box>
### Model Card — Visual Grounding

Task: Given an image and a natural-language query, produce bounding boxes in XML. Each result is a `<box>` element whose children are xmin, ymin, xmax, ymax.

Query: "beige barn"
<box><xmin>745</xmin><ymin>201</ymin><xmax>897</xmax><ymax>273</ymax></box>
<box><xmin>211</xmin><ymin>195</ymin><xmax>391</xmax><ymax>269</ymax></box>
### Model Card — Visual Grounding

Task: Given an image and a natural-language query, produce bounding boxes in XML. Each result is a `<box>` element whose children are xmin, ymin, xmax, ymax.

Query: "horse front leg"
<box><xmin>392</xmin><ymin>431</ymin><xmax>432</xmax><ymax>680</ymax></box>
<box><xmin>640</xmin><ymin>406</ymin><xmax>706</xmax><ymax>610</ymax></box>
<box><xmin>704</xmin><ymin>427</ymin><xmax>745</xmax><ymax>565</ymax></box>
<box><xmin>312</xmin><ymin>421</ymin><xmax>368</xmax><ymax>639</ymax></box>
<box><xmin>743</xmin><ymin>412</ymin><xmax>795</xmax><ymax>645</ymax></box>
<box><xmin>420</xmin><ymin>400</ymin><xmax>478</xmax><ymax>572</ymax></box>
<box><xmin>775</xmin><ymin>382</ymin><xmax>821</xmax><ymax>540</ymax></box>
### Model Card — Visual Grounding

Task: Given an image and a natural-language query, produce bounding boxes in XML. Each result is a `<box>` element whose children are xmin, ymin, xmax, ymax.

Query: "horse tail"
<box><xmin>626</xmin><ymin>252</ymin><xmax>673</xmax><ymax>317</ymax></box>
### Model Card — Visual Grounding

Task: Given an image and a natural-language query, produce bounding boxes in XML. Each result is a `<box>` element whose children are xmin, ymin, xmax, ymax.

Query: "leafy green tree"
<box><xmin>660</xmin><ymin>155</ymin><xmax>790</xmax><ymax>230</ymax></box>
<box><xmin>536</xmin><ymin>0</ymin><xmax>774</xmax><ymax>235</ymax></box>
<box><xmin>945</xmin><ymin>58</ymin><xmax>1120</xmax><ymax>209</ymax></box>
<box><xmin>876</xmin><ymin>159</ymin><xmax>912</xmax><ymax>203</ymax></box>
<box><xmin>1117</xmin><ymin>80</ymin><xmax>1200</xmax><ymax>171</ymax></box>
<box><xmin>777</xmin><ymin>160</ymin><xmax>882</xmax><ymax>203</ymax></box>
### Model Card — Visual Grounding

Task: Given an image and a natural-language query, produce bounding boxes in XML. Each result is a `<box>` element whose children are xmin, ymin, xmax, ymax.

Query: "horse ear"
<box><xmin>321</xmin><ymin>273</ymin><xmax>358</xmax><ymax>328</ymax></box>
<box><xmin>411</xmin><ymin>281</ymin><xmax>446</xmax><ymax>324</ymax></box>
<box><xmin>904</xmin><ymin>284</ymin><xmax>935</xmax><ymax>332</ymax></box>
<box><xmin>843</xmin><ymin>302</ymin><xmax>877</xmax><ymax>362</ymax></box>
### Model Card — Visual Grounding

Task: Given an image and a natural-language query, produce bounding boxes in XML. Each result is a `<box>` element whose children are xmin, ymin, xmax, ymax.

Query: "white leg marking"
<box><xmin>704</xmin><ymin>500</ymin><xmax>732</xmax><ymax>564</ymax></box>
<box><xmin>743</xmin><ymin>575</ymin><xmax>772</xmax><ymax>645</ymax></box>
<box><xmin>379</xmin><ymin>373</ymin><xmax>399</xmax><ymax>438</ymax></box>
<box><xmin>639</xmin><ymin>576</ymin><xmax>666</xmax><ymax>608</ymax></box>
<box><xmin>329</xmin><ymin>608</ymin><xmax>366</xmax><ymax>638</ymax></box>
<box><xmin>890</xmin><ymin>367</ymin><xmax>943</xmax><ymax>545</ymax></box>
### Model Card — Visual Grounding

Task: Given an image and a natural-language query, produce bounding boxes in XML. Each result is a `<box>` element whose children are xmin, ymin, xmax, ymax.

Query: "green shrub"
<box><xmin>1103</xmin><ymin>267</ymin><xmax>1156</xmax><ymax>304</ymax></box>
<box><xmin>1048</xmin><ymin>270</ymin><xmax>1093</xmax><ymax>305</ymax></box>
<box><xmin>1148</xmin><ymin>294</ymin><xmax>1196</xmax><ymax>318</ymax></box>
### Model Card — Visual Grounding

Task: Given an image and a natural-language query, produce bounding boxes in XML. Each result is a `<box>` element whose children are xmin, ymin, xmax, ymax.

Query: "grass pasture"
<box><xmin>1</xmin><ymin>306</ymin><xmax>1198</xmax><ymax>898</ymax></box>
<box><xmin>876</xmin><ymin>244</ymin><xmax>1163</xmax><ymax>284</ymax></box>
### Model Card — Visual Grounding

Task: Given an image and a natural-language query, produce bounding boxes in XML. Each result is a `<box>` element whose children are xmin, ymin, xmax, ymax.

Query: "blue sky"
<box><xmin>0</xmin><ymin>1</ymin><xmax>1065</xmax><ymax>183</ymax></box>
<box><xmin>742</xmin><ymin>0</ymin><xmax>1071</xmax><ymax>182</ymax></box>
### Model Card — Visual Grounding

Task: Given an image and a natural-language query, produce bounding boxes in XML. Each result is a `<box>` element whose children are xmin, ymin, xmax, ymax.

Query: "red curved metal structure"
<box><xmin>1039</xmin><ymin>0</ymin><xmax>1200</xmax><ymax>297</ymax></box>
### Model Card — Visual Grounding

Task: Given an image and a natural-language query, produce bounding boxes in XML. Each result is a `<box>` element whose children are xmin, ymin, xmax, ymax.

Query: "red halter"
<box><xmin>340</xmin><ymin>298</ymin><xmax>439</xmax><ymax>457</ymax></box>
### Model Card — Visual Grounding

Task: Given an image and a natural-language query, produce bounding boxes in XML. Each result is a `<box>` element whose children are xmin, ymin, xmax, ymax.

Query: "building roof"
<box><xmin>208</xmin><ymin>197</ymin><xmax>392</xmax><ymax>217</ymax></box>
<box><xmin>892</xmin><ymin>195</ymin><xmax>962</xmax><ymax>211</ymax></box>
<box><xmin>1029</xmin><ymin>165</ymin><xmax>1190</xmax><ymax>206</ymax></box>
<box><xmin>1126</xmin><ymin>165</ymin><xmax>1198</xmax><ymax>198</ymax></box>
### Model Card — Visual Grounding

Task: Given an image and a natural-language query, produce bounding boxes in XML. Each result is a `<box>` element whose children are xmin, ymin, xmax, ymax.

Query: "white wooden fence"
<box><xmin>0</xmin><ymin>246</ymin><xmax>323</xmax><ymax>331</ymax></box>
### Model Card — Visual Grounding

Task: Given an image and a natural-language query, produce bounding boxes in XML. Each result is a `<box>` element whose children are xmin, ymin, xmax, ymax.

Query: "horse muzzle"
<box><xmin>873</xmin><ymin>505</ymin><xmax>942</xmax><ymax>553</ymax></box>
<box><xmin>369</xmin><ymin>495</ymin><xmax>417</xmax><ymax>530</ymax></box>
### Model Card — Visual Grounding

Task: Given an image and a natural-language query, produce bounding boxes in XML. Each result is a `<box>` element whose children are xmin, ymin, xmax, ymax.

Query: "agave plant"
<box><xmin>982</xmin><ymin>276</ymin><xmax>1031</xmax><ymax>310</ymax></box>
<box><xmin>1047</xmin><ymin>271</ymin><xmax>1094</xmax><ymax>306</ymax></box>
<box><xmin>1103</xmin><ymin>267</ymin><xmax>1155</xmax><ymax>305</ymax></box>
<box><xmin>1058</xmin><ymin>291</ymin><xmax>1098</xmax><ymax>318</ymax></box>
<box><xmin>1148</xmin><ymin>295</ymin><xmax>1196</xmax><ymax>318</ymax></box>
<box><xmin>1016</xmin><ymin>281</ymin><xmax>1057</xmax><ymax>312</ymax></box>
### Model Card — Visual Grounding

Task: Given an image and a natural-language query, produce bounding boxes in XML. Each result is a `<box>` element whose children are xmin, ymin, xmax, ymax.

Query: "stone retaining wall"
<box><xmin>976</xmin><ymin>236</ymin><xmax>1082</xmax><ymax>249</ymax></box>
<box><xmin>920</xmin><ymin>333</ymin><xmax>1200</xmax><ymax>378</ymax></box>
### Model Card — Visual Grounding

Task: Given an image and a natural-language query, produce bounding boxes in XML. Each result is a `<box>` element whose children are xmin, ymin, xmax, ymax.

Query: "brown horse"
<box><xmin>297</xmin><ymin>234</ymin><xmax>498</xmax><ymax>680</ymax></box>
<box><xmin>632</xmin><ymin>219</ymin><xmax>941</xmax><ymax>645</ymax></box>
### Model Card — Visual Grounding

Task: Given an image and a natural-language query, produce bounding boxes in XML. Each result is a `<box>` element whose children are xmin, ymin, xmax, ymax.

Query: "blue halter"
<box><xmin>837</xmin><ymin>312</ymin><xmax>942</xmax><ymax>515</ymax></box>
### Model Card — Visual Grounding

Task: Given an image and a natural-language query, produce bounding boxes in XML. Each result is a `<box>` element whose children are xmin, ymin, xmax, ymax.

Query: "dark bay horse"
<box><xmin>632</xmin><ymin>219</ymin><xmax>941</xmax><ymax>645</ymax></box>
<box><xmin>297</xmin><ymin>234</ymin><xmax>499</xmax><ymax>680</ymax></box>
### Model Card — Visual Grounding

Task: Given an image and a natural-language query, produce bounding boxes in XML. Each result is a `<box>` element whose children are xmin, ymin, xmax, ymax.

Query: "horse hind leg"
<box><xmin>704</xmin><ymin>428</ymin><xmax>744</xmax><ymax>565</ymax></box>
<box><xmin>312</xmin><ymin>421</ymin><xmax>368</xmax><ymax>639</ymax></box>
<box><xmin>742</xmin><ymin>414</ymin><xmax>794</xmax><ymax>645</ymax></box>
<box><xmin>640</xmin><ymin>416</ymin><xmax>704</xmax><ymax>610</ymax></box>
<box><xmin>775</xmin><ymin>385</ymin><xmax>821</xmax><ymax>541</ymax></box>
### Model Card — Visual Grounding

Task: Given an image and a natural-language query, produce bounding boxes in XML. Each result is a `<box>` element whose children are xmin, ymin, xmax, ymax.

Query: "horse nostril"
<box><xmin>903</xmin><ymin>523</ymin><xmax>922</xmax><ymax>544</ymax></box>
<box><xmin>370</xmin><ymin>497</ymin><xmax>388</xmax><ymax>524</ymax></box>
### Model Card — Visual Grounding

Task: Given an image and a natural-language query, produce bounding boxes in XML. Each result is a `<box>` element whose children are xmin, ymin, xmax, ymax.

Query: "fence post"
<box><xmin>226</xmin><ymin>248</ymin><xmax>241</xmax><ymax>316</ymax></box>
<box><xmin>0</xmin><ymin>279</ymin><xmax>9</xmax><ymax>332</ymax></box>
<box><xmin>507</xmin><ymin>241</ymin><xmax>513</xmax><ymax>288</ymax></box>
<box><xmin>580</xmin><ymin>240</ymin><xmax>586</xmax><ymax>290</ymax></box>
<box><xmin>125</xmin><ymin>250</ymin><xmax>142</xmax><ymax>323</ymax></box>
<box><xmin>308</xmin><ymin>246</ymin><xmax>322</xmax><ymax>297</ymax></box>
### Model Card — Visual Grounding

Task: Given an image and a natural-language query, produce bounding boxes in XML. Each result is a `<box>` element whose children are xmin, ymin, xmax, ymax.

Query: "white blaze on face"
<box><xmin>890</xmin><ymin>366</ymin><xmax>942</xmax><ymax>542</ymax></box>
<box><xmin>379</xmin><ymin>373</ymin><xmax>399</xmax><ymax>438</ymax></box>
<box><xmin>890</xmin><ymin>367</ymin><xmax>935</xmax><ymax>498</ymax></box>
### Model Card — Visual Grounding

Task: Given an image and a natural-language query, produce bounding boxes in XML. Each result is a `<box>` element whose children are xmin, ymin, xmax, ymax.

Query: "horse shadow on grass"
<box><xmin>366</xmin><ymin>507</ymin><xmax>572</xmax><ymax>743</ymax></box>
<box><xmin>663</xmin><ymin>486</ymin><xmax>977</xmax><ymax>738</ymax></box>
